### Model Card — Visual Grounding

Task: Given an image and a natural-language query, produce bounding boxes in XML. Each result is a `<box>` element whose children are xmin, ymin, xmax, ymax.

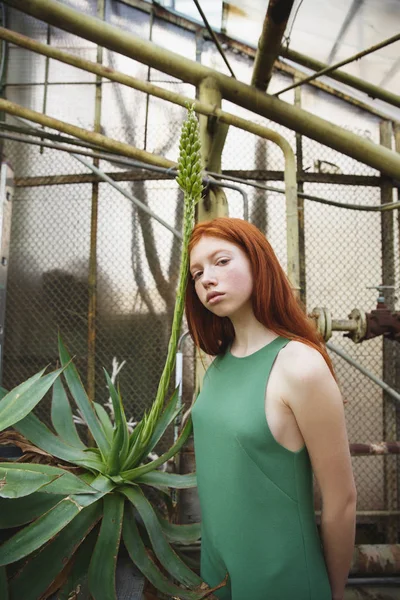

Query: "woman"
<box><xmin>185</xmin><ymin>217</ymin><xmax>357</xmax><ymax>600</ymax></box>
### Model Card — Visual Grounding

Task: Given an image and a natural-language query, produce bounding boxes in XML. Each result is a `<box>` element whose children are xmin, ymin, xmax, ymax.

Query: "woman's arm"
<box><xmin>280</xmin><ymin>342</ymin><xmax>357</xmax><ymax>600</ymax></box>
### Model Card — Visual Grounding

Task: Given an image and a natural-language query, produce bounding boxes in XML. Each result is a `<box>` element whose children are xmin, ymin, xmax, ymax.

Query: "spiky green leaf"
<box><xmin>0</xmin><ymin>492</ymin><xmax>64</xmax><ymax>528</ymax></box>
<box><xmin>0</xmin><ymin>462</ymin><xmax>97</xmax><ymax>496</ymax></box>
<box><xmin>57</xmin><ymin>527</ymin><xmax>98</xmax><ymax>600</ymax></box>
<box><xmin>0</xmin><ymin>367</ymin><xmax>63</xmax><ymax>432</ymax></box>
<box><xmin>135</xmin><ymin>471</ymin><xmax>197</xmax><ymax>489</ymax></box>
<box><xmin>88</xmin><ymin>493</ymin><xmax>124</xmax><ymax>600</ymax></box>
<box><xmin>14</xmin><ymin>413</ymin><xmax>105</xmax><ymax>472</ymax></box>
<box><xmin>103</xmin><ymin>370</ymin><xmax>129</xmax><ymax>475</ymax></box>
<box><xmin>94</xmin><ymin>402</ymin><xmax>114</xmax><ymax>442</ymax></box>
<box><xmin>51</xmin><ymin>376</ymin><xmax>86</xmax><ymax>449</ymax></box>
<box><xmin>129</xmin><ymin>386</ymin><xmax>183</xmax><ymax>469</ymax></box>
<box><xmin>123</xmin><ymin>506</ymin><xmax>217</xmax><ymax>600</ymax></box>
<box><xmin>104</xmin><ymin>370</ymin><xmax>129</xmax><ymax>461</ymax></box>
<box><xmin>0</xmin><ymin>467</ymin><xmax>59</xmax><ymax>499</ymax></box>
<box><xmin>8</xmin><ymin>502</ymin><xmax>101</xmax><ymax>600</ymax></box>
<box><xmin>0</xmin><ymin>489</ymin><xmax>106</xmax><ymax>565</ymax></box>
<box><xmin>154</xmin><ymin>507</ymin><xmax>201</xmax><ymax>545</ymax></box>
<box><xmin>122</xmin><ymin>420</ymin><xmax>145</xmax><ymax>470</ymax></box>
<box><xmin>121</xmin><ymin>413</ymin><xmax>192</xmax><ymax>481</ymax></box>
<box><xmin>58</xmin><ymin>334</ymin><xmax>110</xmax><ymax>458</ymax></box>
<box><xmin>122</xmin><ymin>485</ymin><xmax>201</xmax><ymax>588</ymax></box>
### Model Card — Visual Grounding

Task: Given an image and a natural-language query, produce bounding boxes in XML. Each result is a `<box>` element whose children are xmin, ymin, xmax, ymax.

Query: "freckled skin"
<box><xmin>189</xmin><ymin>236</ymin><xmax>254</xmax><ymax>321</ymax></box>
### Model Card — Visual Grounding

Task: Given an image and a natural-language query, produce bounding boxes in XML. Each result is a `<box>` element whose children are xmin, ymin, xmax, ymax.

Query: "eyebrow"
<box><xmin>190</xmin><ymin>249</ymin><xmax>230</xmax><ymax>272</ymax></box>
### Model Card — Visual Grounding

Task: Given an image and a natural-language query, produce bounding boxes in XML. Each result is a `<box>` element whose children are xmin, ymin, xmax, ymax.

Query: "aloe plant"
<box><xmin>0</xmin><ymin>367</ymin><xmax>64</xmax><ymax>433</ymax></box>
<box><xmin>0</xmin><ymin>107</ymin><xmax>225</xmax><ymax>599</ymax></box>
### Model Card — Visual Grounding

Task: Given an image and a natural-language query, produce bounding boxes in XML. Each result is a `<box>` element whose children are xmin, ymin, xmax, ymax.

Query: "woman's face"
<box><xmin>189</xmin><ymin>235</ymin><xmax>254</xmax><ymax>318</ymax></box>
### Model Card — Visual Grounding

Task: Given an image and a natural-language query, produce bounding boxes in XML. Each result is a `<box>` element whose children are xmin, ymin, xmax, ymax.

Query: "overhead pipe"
<box><xmin>280</xmin><ymin>46</ymin><xmax>400</xmax><ymax>110</ymax></box>
<box><xmin>1</xmin><ymin>32</ymin><xmax>398</xmax><ymax>212</ymax></box>
<box><xmin>121</xmin><ymin>0</ymin><xmax>398</xmax><ymax>122</ymax></box>
<box><xmin>3</xmin><ymin>0</ymin><xmax>400</xmax><ymax>179</ymax></box>
<box><xmin>7</xmin><ymin>127</ymin><xmax>400</xmax><ymax>218</ymax></box>
<box><xmin>350</xmin><ymin>545</ymin><xmax>400</xmax><ymax>576</ymax></box>
<box><xmin>275</xmin><ymin>33</ymin><xmax>400</xmax><ymax>97</ymax></box>
<box><xmin>251</xmin><ymin>0</ymin><xmax>295</xmax><ymax>91</ymax></box>
<box><xmin>0</xmin><ymin>96</ymin><xmax>300</xmax><ymax>292</ymax></box>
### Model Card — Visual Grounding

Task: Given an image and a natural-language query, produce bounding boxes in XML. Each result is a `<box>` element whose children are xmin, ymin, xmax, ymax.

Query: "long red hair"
<box><xmin>185</xmin><ymin>217</ymin><xmax>335</xmax><ymax>377</ymax></box>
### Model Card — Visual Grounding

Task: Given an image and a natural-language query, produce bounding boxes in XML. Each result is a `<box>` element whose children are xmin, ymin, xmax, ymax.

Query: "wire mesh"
<box><xmin>3</xmin><ymin>0</ymin><xmax>400</xmax><ymax>544</ymax></box>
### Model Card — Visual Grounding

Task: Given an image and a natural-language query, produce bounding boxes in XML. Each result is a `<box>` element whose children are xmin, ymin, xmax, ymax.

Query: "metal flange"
<box><xmin>311</xmin><ymin>307</ymin><xmax>332</xmax><ymax>341</ymax></box>
<box><xmin>347</xmin><ymin>308</ymin><xmax>367</xmax><ymax>343</ymax></box>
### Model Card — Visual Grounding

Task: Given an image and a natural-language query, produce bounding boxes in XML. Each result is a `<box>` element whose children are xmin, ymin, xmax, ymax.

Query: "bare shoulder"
<box><xmin>278</xmin><ymin>340</ymin><xmax>333</xmax><ymax>386</ymax></box>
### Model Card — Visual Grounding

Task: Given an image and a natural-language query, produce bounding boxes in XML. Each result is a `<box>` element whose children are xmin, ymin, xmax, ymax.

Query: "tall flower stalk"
<box><xmin>137</xmin><ymin>105</ymin><xmax>203</xmax><ymax>453</ymax></box>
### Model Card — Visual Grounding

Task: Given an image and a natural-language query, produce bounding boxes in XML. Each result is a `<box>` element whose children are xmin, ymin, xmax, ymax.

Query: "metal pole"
<box><xmin>0</xmin><ymin>98</ymin><xmax>301</xmax><ymax>293</ymax></box>
<box><xmin>394</xmin><ymin>123</ymin><xmax>400</xmax><ymax>508</ymax></box>
<box><xmin>87</xmin><ymin>0</ymin><xmax>104</xmax><ymax>410</ymax></box>
<box><xmin>40</xmin><ymin>23</ymin><xmax>50</xmax><ymax>154</ymax></box>
<box><xmin>4</xmin><ymin>130</ymin><xmax>400</xmax><ymax>217</ymax></box>
<box><xmin>192</xmin><ymin>0</ymin><xmax>236</xmax><ymax>78</ymax></box>
<box><xmin>350</xmin><ymin>442</ymin><xmax>400</xmax><ymax>456</ymax></box>
<box><xmin>379</xmin><ymin>121</ymin><xmax>398</xmax><ymax>543</ymax></box>
<box><xmin>0</xmin><ymin>99</ymin><xmax>175</xmax><ymax>168</ymax></box>
<box><xmin>326</xmin><ymin>342</ymin><xmax>400</xmax><ymax>406</ymax></box>
<box><xmin>2</xmin><ymin>128</ymin><xmax>400</xmax><ymax>215</ymax></box>
<box><xmin>0</xmin><ymin>129</ymin><xmax>250</xmax><ymax>216</ymax></box>
<box><xmin>275</xmin><ymin>34</ymin><xmax>400</xmax><ymax>97</ymax></box>
<box><xmin>3</xmin><ymin>3</ymin><xmax>400</xmax><ymax>177</ymax></box>
<box><xmin>197</xmin><ymin>77</ymin><xmax>229</xmax><ymax>221</ymax></box>
<box><xmin>294</xmin><ymin>80</ymin><xmax>306</xmax><ymax>305</ymax></box>
<box><xmin>281</xmin><ymin>46</ymin><xmax>400</xmax><ymax>110</ymax></box>
<box><xmin>251</xmin><ymin>0</ymin><xmax>295</xmax><ymax>91</ymax></box>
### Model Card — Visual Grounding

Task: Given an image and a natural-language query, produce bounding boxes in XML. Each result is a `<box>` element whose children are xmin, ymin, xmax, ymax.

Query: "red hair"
<box><xmin>185</xmin><ymin>217</ymin><xmax>335</xmax><ymax>378</ymax></box>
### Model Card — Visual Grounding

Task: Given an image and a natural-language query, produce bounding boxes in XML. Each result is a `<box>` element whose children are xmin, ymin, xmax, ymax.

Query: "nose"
<box><xmin>201</xmin><ymin>266</ymin><xmax>217</xmax><ymax>287</ymax></box>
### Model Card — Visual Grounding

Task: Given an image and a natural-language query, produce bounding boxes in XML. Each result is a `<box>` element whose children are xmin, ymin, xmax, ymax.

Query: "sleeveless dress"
<box><xmin>191</xmin><ymin>336</ymin><xmax>332</xmax><ymax>600</ymax></box>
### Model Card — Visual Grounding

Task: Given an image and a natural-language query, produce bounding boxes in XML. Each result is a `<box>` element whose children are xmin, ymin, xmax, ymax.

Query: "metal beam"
<box><xmin>251</xmin><ymin>0</ymin><xmax>295</xmax><ymax>91</ymax></box>
<box><xmin>3</xmin><ymin>4</ymin><xmax>400</xmax><ymax>180</ymax></box>
<box><xmin>0</xmin><ymin>97</ymin><xmax>301</xmax><ymax>290</ymax></box>
<box><xmin>281</xmin><ymin>46</ymin><xmax>400</xmax><ymax>109</ymax></box>
<box><xmin>3</xmin><ymin>25</ymin><xmax>392</xmax><ymax>131</ymax></box>
<box><xmin>120</xmin><ymin>0</ymin><xmax>399</xmax><ymax>121</ymax></box>
<box><xmin>275</xmin><ymin>33</ymin><xmax>400</xmax><ymax>97</ymax></box>
<box><xmin>327</xmin><ymin>0</ymin><xmax>364</xmax><ymax>64</ymax></box>
<box><xmin>191</xmin><ymin>0</ymin><xmax>235</xmax><ymax>78</ymax></box>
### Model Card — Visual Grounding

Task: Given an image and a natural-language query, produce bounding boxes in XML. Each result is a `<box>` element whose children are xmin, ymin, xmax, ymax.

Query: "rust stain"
<box><xmin>370</xmin><ymin>442</ymin><xmax>387</xmax><ymax>454</ymax></box>
<box><xmin>222</xmin><ymin>2</ymin><xmax>247</xmax><ymax>18</ymax></box>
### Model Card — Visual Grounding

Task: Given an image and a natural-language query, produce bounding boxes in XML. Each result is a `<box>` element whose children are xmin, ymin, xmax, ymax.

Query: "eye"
<box><xmin>192</xmin><ymin>271</ymin><xmax>202</xmax><ymax>282</ymax></box>
<box><xmin>217</xmin><ymin>259</ymin><xmax>229</xmax><ymax>266</ymax></box>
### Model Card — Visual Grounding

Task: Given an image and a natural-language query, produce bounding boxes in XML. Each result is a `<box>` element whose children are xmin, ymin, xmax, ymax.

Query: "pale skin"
<box><xmin>189</xmin><ymin>234</ymin><xmax>357</xmax><ymax>600</ymax></box>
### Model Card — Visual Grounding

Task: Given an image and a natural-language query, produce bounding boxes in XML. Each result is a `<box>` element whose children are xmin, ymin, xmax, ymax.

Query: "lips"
<box><xmin>207</xmin><ymin>292</ymin><xmax>224</xmax><ymax>302</ymax></box>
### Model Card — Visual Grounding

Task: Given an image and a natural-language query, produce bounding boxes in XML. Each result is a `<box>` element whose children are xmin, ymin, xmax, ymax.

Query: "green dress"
<box><xmin>191</xmin><ymin>336</ymin><xmax>332</xmax><ymax>600</ymax></box>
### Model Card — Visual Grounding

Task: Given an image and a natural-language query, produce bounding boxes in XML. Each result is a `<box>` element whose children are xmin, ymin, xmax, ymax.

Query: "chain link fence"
<box><xmin>3</xmin><ymin>0</ymin><xmax>400</xmax><ymax>544</ymax></box>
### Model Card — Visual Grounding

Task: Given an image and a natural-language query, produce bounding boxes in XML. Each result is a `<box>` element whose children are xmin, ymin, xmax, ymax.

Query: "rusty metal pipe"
<box><xmin>3</xmin><ymin>1</ymin><xmax>400</xmax><ymax>179</ymax></box>
<box><xmin>350</xmin><ymin>545</ymin><xmax>400</xmax><ymax>575</ymax></box>
<box><xmin>350</xmin><ymin>442</ymin><xmax>400</xmax><ymax>455</ymax></box>
<box><xmin>251</xmin><ymin>0</ymin><xmax>295</xmax><ymax>91</ymax></box>
<box><xmin>331</xmin><ymin>319</ymin><xmax>358</xmax><ymax>331</ymax></box>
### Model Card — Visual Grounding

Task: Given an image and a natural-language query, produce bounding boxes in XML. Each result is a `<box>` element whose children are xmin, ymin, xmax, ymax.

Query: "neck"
<box><xmin>229</xmin><ymin>309</ymin><xmax>276</xmax><ymax>354</ymax></box>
